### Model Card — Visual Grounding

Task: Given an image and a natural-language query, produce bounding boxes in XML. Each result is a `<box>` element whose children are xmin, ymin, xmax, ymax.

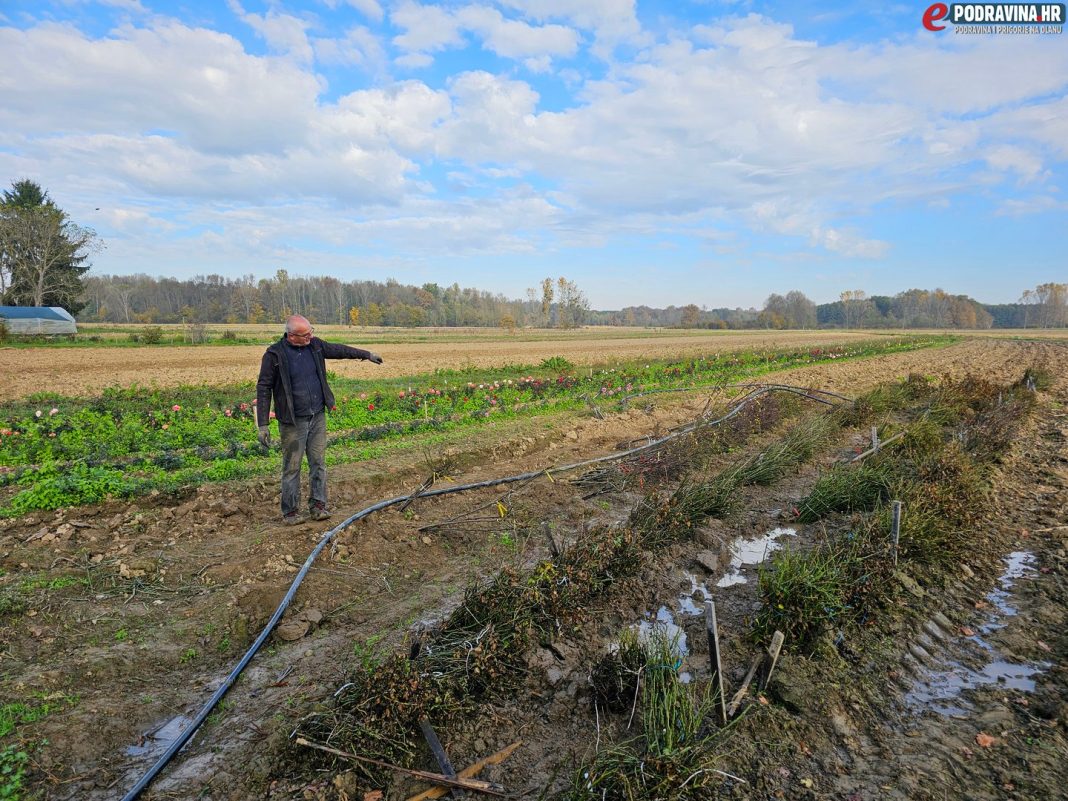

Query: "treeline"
<box><xmin>76</xmin><ymin>272</ymin><xmax>1066</xmax><ymax>330</ymax></box>
<box><xmin>81</xmin><ymin>271</ymin><xmax>589</xmax><ymax>329</ymax></box>
<box><xmin>811</xmin><ymin>286</ymin><xmax>1067</xmax><ymax>329</ymax></box>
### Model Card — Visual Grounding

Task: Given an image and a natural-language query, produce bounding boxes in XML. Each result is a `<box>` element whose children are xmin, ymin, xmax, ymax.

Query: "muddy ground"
<box><xmin>0</xmin><ymin>338</ymin><xmax>1065</xmax><ymax>800</ymax></box>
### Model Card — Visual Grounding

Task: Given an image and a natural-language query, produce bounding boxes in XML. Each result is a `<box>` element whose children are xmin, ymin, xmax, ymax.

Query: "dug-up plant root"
<box><xmin>589</xmin><ymin>629</ymin><xmax>646</xmax><ymax>713</ymax></box>
<box><xmin>294</xmin><ymin>524</ymin><xmax>651</xmax><ymax>781</ymax></box>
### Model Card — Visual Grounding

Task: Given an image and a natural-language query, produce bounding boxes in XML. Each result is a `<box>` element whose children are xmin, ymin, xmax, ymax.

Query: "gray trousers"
<box><xmin>279</xmin><ymin>411</ymin><xmax>327</xmax><ymax>516</ymax></box>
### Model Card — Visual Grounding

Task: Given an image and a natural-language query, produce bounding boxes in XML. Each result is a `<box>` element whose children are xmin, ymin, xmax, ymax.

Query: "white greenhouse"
<box><xmin>0</xmin><ymin>306</ymin><xmax>78</xmax><ymax>335</ymax></box>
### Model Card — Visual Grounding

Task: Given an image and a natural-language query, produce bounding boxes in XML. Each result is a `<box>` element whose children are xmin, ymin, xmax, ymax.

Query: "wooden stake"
<box><xmin>294</xmin><ymin>738</ymin><xmax>506</xmax><ymax>797</ymax></box>
<box><xmin>726</xmin><ymin>653</ymin><xmax>764</xmax><ymax>718</ymax></box>
<box><xmin>405</xmin><ymin>742</ymin><xmax>523</xmax><ymax>801</ymax></box>
<box><xmin>871</xmin><ymin>425</ymin><xmax>879</xmax><ymax>452</ymax></box>
<box><xmin>760</xmin><ymin>631</ymin><xmax>785</xmax><ymax>691</ymax></box>
<box><xmin>704</xmin><ymin>601</ymin><xmax>727</xmax><ymax>725</ymax></box>
<box><xmin>542</xmin><ymin>521</ymin><xmax>560</xmax><ymax>557</ymax></box>
<box><xmin>891</xmin><ymin>500</ymin><xmax>902</xmax><ymax>566</ymax></box>
<box><xmin>851</xmin><ymin>430</ymin><xmax>905</xmax><ymax>463</ymax></box>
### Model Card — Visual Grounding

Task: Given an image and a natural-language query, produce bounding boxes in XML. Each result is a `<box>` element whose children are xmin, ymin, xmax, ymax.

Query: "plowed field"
<box><xmin>0</xmin><ymin>338</ymin><xmax>1065</xmax><ymax>801</ymax></box>
<box><xmin>2</xmin><ymin>329</ymin><xmax>884</xmax><ymax>400</ymax></box>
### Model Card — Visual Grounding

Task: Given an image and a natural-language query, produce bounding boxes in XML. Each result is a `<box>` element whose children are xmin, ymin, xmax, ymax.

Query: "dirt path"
<box><xmin>0</xmin><ymin>338</ymin><xmax>1063</xmax><ymax>800</ymax></box>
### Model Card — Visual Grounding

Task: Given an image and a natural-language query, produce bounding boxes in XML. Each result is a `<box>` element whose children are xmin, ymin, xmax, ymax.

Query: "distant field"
<box><xmin>3</xmin><ymin>325</ymin><xmax>1063</xmax><ymax>401</ymax></box>
<box><xmin>4</xmin><ymin>327</ymin><xmax>885</xmax><ymax>400</ymax></box>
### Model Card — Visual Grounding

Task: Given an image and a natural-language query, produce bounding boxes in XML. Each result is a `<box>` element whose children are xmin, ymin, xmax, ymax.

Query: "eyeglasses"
<box><xmin>288</xmin><ymin>328</ymin><xmax>314</xmax><ymax>339</ymax></box>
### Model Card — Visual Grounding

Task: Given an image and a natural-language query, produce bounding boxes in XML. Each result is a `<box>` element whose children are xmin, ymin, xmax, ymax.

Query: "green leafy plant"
<box><xmin>140</xmin><ymin>326</ymin><xmax>164</xmax><ymax>345</ymax></box>
<box><xmin>539</xmin><ymin>355</ymin><xmax>574</xmax><ymax>371</ymax></box>
<box><xmin>0</xmin><ymin>744</ymin><xmax>28</xmax><ymax>800</ymax></box>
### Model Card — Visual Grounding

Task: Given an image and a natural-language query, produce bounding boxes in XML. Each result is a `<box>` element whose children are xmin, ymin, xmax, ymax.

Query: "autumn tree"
<box><xmin>784</xmin><ymin>290</ymin><xmax>817</xmax><ymax>328</ymax></box>
<box><xmin>840</xmin><ymin>290</ymin><xmax>872</xmax><ymax>328</ymax></box>
<box><xmin>680</xmin><ymin>303</ymin><xmax>701</xmax><ymax>328</ymax></box>
<box><xmin>540</xmin><ymin>278</ymin><xmax>554</xmax><ymax>327</ymax></box>
<box><xmin>555</xmin><ymin>276</ymin><xmax>589</xmax><ymax>329</ymax></box>
<box><xmin>1020</xmin><ymin>282</ymin><xmax>1068</xmax><ymax>328</ymax></box>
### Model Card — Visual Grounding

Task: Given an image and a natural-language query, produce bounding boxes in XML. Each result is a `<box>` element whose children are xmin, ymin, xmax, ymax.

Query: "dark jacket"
<box><xmin>256</xmin><ymin>336</ymin><xmax>374</xmax><ymax>426</ymax></box>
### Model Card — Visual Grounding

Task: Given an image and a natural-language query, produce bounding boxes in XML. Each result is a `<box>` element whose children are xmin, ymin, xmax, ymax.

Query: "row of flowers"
<box><xmin>0</xmin><ymin>340</ymin><xmax>936</xmax><ymax>467</ymax></box>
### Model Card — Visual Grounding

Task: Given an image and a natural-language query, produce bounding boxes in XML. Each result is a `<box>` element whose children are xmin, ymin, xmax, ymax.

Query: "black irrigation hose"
<box><xmin>120</xmin><ymin>382</ymin><xmax>852</xmax><ymax>800</ymax></box>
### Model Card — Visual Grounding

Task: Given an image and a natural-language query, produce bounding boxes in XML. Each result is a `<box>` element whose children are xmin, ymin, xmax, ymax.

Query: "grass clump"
<box><xmin>838</xmin><ymin>373</ymin><xmax>933</xmax><ymax>426</ymax></box>
<box><xmin>752</xmin><ymin>545</ymin><xmax>851</xmax><ymax>649</ymax></box>
<box><xmin>540</xmin><ymin>355</ymin><xmax>574</xmax><ymax>371</ymax></box>
<box><xmin>571</xmin><ymin>630</ymin><xmax>721</xmax><ymax>801</ymax></box>
<box><xmin>795</xmin><ymin>462</ymin><xmax>894</xmax><ymax>523</ymax></box>
<box><xmin>589</xmin><ymin>629</ymin><xmax>646</xmax><ymax>712</ymax></box>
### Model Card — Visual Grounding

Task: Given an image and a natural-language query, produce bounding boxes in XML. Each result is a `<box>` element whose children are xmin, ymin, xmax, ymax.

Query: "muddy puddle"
<box><xmin>716</xmin><ymin>526</ymin><xmax>797</xmax><ymax>588</ymax></box>
<box><xmin>125</xmin><ymin>713</ymin><xmax>196</xmax><ymax>758</ymax></box>
<box><xmin>634</xmin><ymin>606</ymin><xmax>692</xmax><ymax>681</ymax></box>
<box><xmin>906</xmin><ymin>551</ymin><xmax>1049</xmax><ymax>715</ymax></box>
<box><xmin>633</xmin><ymin>527</ymin><xmax>802</xmax><ymax>684</ymax></box>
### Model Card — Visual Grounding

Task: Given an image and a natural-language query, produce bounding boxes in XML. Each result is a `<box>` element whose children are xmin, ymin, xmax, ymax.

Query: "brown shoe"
<box><xmin>282</xmin><ymin>512</ymin><xmax>304</xmax><ymax>526</ymax></box>
<box><xmin>309</xmin><ymin>503</ymin><xmax>331</xmax><ymax>521</ymax></box>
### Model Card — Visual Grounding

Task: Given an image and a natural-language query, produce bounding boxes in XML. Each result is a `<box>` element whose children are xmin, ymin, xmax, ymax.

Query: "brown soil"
<box><xmin>0</xmin><ymin>338</ymin><xmax>1065</xmax><ymax>801</ymax></box>
<box><xmin>0</xmin><ymin>329</ymin><xmax>884</xmax><ymax>400</ymax></box>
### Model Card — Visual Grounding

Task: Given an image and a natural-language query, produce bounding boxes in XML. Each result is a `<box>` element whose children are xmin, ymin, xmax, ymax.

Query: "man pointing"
<box><xmin>256</xmin><ymin>314</ymin><xmax>383</xmax><ymax>525</ymax></box>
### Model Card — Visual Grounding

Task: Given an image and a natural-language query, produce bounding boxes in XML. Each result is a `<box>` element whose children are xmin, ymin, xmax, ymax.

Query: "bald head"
<box><xmin>285</xmin><ymin>315</ymin><xmax>313</xmax><ymax>345</ymax></box>
<box><xmin>285</xmin><ymin>315</ymin><xmax>311</xmax><ymax>335</ymax></box>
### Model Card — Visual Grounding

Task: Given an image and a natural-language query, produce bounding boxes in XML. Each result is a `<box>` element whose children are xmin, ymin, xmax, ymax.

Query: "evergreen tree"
<box><xmin>0</xmin><ymin>179</ymin><xmax>99</xmax><ymax>314</ymax></box>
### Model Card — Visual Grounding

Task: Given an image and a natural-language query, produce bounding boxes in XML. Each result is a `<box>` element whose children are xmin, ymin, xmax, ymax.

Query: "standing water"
<box><xmin>716</xmin><ymin>527</ymin><xmax>797</xmax><ymax>587</ymax></box>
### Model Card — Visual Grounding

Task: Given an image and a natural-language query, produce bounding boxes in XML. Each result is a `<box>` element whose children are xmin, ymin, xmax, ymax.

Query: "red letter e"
<box><xmin>923</xmin><ymin>2</ymin><xmax>949</xmax><ymax>31</ymax></box>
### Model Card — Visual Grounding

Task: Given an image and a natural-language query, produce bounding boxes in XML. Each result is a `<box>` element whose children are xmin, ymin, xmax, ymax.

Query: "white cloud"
<box><xmin>814</xmin><ymin>34</ymin><xmax>1068</xmax><ymax>115</ymax></box>
<box><xmin>344</xmin><ymin>0</ymin><xmax>384</xmax><ymax>23</ymax></box>
<box><xmin>498</xmin><ymin>0</ymin><xmax>641</xmax><ymax>45</ymax></box>
<box><xmin>0</xmin><ymin>22</ymin><xmax>322</xmax><ymax>154</ymax></box>
<box><xmin>390</xmin><ymin>1</ymin><xmax>464</xmax><ymax>53</ymax></box>
<box><xmin>313</xmin><ymin>26</ymin><xmax>386</xmax><ymax>68</ymax></box>
<box><xmin>238</xmin><ymin>9</ymin><xmax>315</xmax><ymax>62</ymax></box>
<box><xmin>2</xmin><ymin>9</ymin><xmax>1066</xmax><ymax>271</ymax></box>
<box><xmin>985</xmin><ymin>96</ymin><xmax>1068</xmax><ymax>159</ymax></box>
<box><xmin>996</xmin><ymin>195</ymin><xmax>1065</xmax><ymax>216</ymax></box>
<box><xmin>455</xmin><ymin>6</ymin><xmax>578</xmax><ymax>59</ymax></box>
<box><xmin>395</xmin><ymin>52</ymin><xmax>435</xmax><ymax>69</ymax></box>
<box><xmin>390</xmin><ymin>2</ymin><xmax>578</xmax><ymax>69</ymax></box>
<box><xmin>985</xmin><ymin>145</ymin><xmax>1044</xmax><ymax>183</ymax></box>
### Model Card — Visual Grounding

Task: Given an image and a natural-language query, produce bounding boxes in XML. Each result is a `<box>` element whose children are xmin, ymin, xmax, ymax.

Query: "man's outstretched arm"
<box><xmin>320</xmin><ymin>342</ymin><xmax>383</xmax><ymax>363</ymax></box>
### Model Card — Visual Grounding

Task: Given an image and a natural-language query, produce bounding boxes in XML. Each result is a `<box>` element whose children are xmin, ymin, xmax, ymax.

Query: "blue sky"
<box><xmin>1</xmin><ymin>1</ymin><xmax>1065</xmax><ymax>308</ymax></box>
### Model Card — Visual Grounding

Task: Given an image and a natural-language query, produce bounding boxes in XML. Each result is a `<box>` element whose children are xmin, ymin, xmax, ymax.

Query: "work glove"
<box><xmin>257</xmin><ymin>425</ymin><xmax>271</xmax><ymax>448</ymax></box>
<box><xmin>367</xmin><ymin>352</ymin><xmax>383</xmax><ymax>365</ymax></box>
